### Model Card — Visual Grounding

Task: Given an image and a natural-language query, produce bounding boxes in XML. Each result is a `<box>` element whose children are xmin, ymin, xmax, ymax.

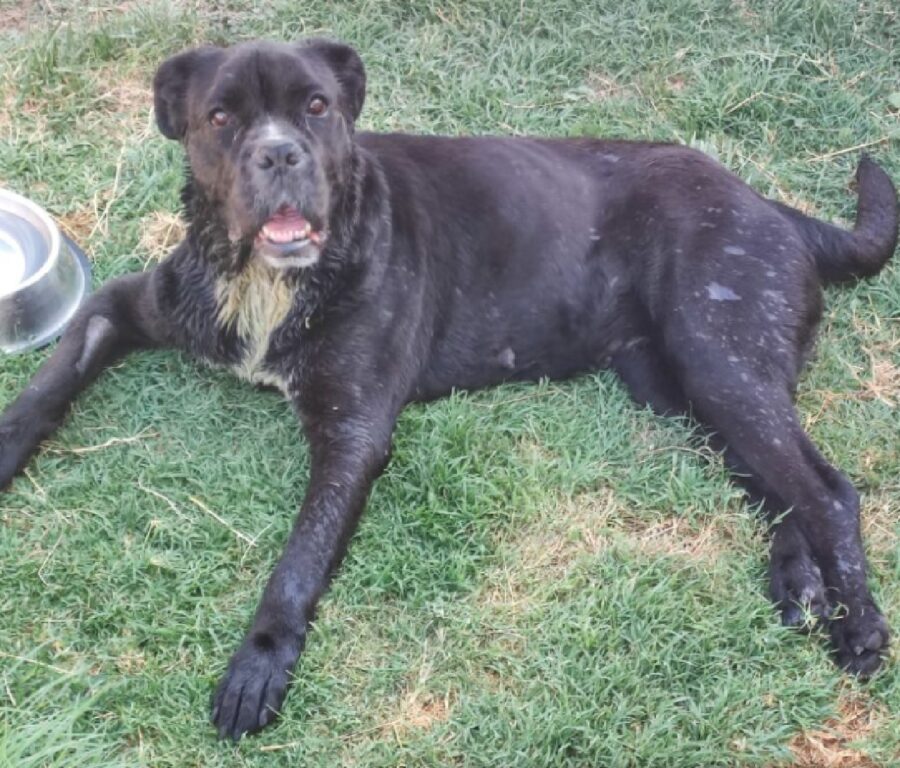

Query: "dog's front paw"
<box><xmin>211</xmin><ymin>630</ymin><xmax>302</xmax><ymax>741</ymax></box>
<box><xmin>829</xmin><ymin>601</ymin><xmax>891</xmax><ymax>677</ymax></box>
<box><xmin>0</xmin><ymin>419</ymin><xmax>36</xmax><ymax>490</ymax></box>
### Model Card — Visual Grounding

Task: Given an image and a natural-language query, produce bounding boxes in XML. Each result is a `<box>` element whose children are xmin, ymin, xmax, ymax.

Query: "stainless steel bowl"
<box><xmin>0</xmin><ymin>189</ymin><xmax>91</xmax><ymax>354</ymax></box>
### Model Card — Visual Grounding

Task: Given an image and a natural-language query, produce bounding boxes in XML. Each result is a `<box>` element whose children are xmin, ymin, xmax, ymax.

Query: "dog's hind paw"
<box><xmin>830</xmin><ymin>602</ymin><xmax>891</xmax><ymax>678</ymax></box>
<box><xmin>211</xmin><ymin>631</ymin><xmax>302</xmax><ymax>741</ymax></box>
<box><xmin>769</xmin><ymin>549</ymin><xmax>830</xmax><ymax>630</ymax></box>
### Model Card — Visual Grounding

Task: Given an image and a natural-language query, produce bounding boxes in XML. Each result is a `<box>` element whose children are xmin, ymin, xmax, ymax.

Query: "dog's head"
<box><xmin>153</xmin><ymin>39</ymin><xmax>365</xmax><ymax>270</ymax></box>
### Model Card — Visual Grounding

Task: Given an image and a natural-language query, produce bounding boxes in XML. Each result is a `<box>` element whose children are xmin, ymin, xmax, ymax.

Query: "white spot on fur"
<box><xmin>723</xmin><ymin>245</ymin><xmax>746</xmax><ymax>256</ymax></box>
<box><xmin>706</xmin><ymin>282</ymin><xmax>741</xmax><ymax>301</ymax></box>
<box><xmin>497</xmin><ymin>347</ymin><xmax>516</xmax><ymax>369</ymax></box>
<box><xmin>257</xmin><ymin>119</ymin><xmax>292</xmax><ymax>143</ymax></box>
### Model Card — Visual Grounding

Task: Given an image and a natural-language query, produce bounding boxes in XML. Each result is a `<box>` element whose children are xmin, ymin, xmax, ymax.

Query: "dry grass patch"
<box><xmin>732</xmin><ymin>0</ymin><xmax>761</xmax><ymax>25</ymax></box>
<box><xmin>487</xmin><ymin>491</ymin><xmax>617</xmax><ymax>594</ymax></box>
<box><xmin>95</xmin><ymin>69</ymin><xmax>151</xmax><ymax>116</ymax></box>
<box><xmin>854</xmin><ymin>354</ymin><xmax>900</xmax><ymax>407</ymax></box>
<box><xmin>57</xmin><ymin>205</ymin><xmax>99</xmax><ymax>244</ymax></box>
<box><xmin>585</xmin><ymin>72</ymin><xmax>629</xmax><ymax>102</ymax></box>
<box><xmin>385</xmin><ymin>689</ymin><xmax>452</xmax><ymax>739</ymax></box>
<box><xmin>861</xmin><ymin>491</ymin><xmax>899</xmax><ymax>557</ymax></box>
<box><xmin>91</xmin><ymin>66</ymin><xmax>154</xmax><ymax>137</ymax></box>
<box><xmin>805</xmin><ymin>343</ymin><xmax>899</xmax><ymax>430</ymax></box>
<box><xmin>139</xmin><ymin>210</ymin><xmax>186</xmax><ymax>267</ymax></box>
<box><xmin>481</xmin><ymin>491</ymin><xmax>741</xmax><ymax>610</ymax></box>
<box><xmin>788</xmin><ymin>692</ymin><xmax>883</xmax><ymax>768</ymax></box>
<box><xmin>0</xmin><ymin>93</ymin><xmax>48</xmax><ymax>139</ymax></box>
<box><xmin>623</xmin><ymin>515</ymin><xmax>733</xmax><ymax>561</ymax></box>
<box><xmin>115</xmin><ymin>648</ymin><xmax>147</xmax><ymax>674</ymax></box>
<box><xmin>667</xmin><ymin>75</ymin><xmax>688</xmax><ymax>93</ymax></box>
<box><xmin>0</xmin><ymin>0</ymin><xmax>34</xmax><ymax>32</ymax></box>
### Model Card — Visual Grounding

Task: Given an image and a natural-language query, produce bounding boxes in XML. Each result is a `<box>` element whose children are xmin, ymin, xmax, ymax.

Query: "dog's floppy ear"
<box><xmin>153</xmin><ymin>46</ymin><xmax>224</xmax><ymax>140</ymax></box>
<box><xmin>300</xmin><ymin>38</ymin><xmax>366</xmax><ymax>121</ymax></box>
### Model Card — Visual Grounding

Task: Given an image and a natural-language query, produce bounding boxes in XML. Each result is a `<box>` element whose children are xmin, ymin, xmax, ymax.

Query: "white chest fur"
<box><xmin>215</xmin><ymin>260</ymin><xmax>295</xmax><ymax>395</ymax></box>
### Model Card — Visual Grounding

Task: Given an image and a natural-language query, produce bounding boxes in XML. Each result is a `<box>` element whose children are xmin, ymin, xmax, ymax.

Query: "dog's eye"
<box><xmin>209</xmin><ymin>109</ymin><xmax>229</xmax><ymax>128</ymax></box>
<box><xmin>307</xmin><ymin>96</ymin><xmax>328</xmax><ymax>117</ymax></box>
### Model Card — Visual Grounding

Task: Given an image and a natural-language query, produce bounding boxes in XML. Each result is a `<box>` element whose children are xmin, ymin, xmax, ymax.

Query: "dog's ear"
<box><xmin>299</xmin><ymin>38</ymin><xmax>366</xmax><ymax>122</ymax></box>
<box><xmin>153</xmin><ymin>47</ymin><xmax>224</xmax><ymax>140</ymax></box>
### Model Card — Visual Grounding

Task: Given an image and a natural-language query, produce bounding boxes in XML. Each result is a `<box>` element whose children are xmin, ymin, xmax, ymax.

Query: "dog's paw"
<box><xmin>769</xmin><ymin>549</ymin><xmax>830</xmax><ymax>629</ymax></box>
<box><xmin>211</xmin><ymin>631</ymin><xmax>302</xmax><ymax>741</ymax></box>
<box><xmin>829</xmin><ymin>602</ymin><xmax>890</xmax><ymax>678</ymax></box>
<box><xmin>0</xmin><ymin>420</ymin><xmax>33</xmax><ymax>491</ymax></box>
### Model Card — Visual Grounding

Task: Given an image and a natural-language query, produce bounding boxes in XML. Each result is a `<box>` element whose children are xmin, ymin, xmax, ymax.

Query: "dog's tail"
<box><xmin>776</xmin><ymin>155</ymin><xmax>898</xmax><ymax>285</ymax></box>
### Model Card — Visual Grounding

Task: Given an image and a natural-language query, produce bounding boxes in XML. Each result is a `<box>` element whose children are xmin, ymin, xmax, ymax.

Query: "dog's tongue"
<box><xmin>258</xmin><ymin>205</ymin><xmax>328</xmax><ymax>250</ymax></box>
<box><xmin>265</xmin><ymin>206</ymin><xmax>308</xmax><ymax>235</ymax></box>
<box><xmin>259</xmin><ymin>205</ymin><xmax>315</xmax><ymax>245</ymax></box>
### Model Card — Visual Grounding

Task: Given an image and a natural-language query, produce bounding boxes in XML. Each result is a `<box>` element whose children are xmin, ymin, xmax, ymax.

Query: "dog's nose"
<box><xmin>255</xmin><ymin>141</ymin><xmax>302</xmax><ymax>170</ymax></box>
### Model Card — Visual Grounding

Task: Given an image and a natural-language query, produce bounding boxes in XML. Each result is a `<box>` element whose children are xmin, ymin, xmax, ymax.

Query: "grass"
<box><xmin>0</xmin><ymin>0</ymin><xmax>898</xmax><ymax>765</ymax></box>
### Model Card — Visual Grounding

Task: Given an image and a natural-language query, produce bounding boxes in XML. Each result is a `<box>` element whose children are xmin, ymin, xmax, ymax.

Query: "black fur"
<box><xmin>1</xmin><ymin>39</ymin><xmax>897</xmax><ymax>741</ymax></box>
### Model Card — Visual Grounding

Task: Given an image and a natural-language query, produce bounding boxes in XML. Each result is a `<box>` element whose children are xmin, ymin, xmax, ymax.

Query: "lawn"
<box><xmin>0</xmin><ymin>1</ymin><xmax>898</xmax><ymax>766</ymax></box>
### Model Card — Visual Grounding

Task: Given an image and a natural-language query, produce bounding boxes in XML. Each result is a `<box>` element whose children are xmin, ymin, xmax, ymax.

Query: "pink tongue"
<box><xmin>265</xmin><ymin>208</ymin><xmax>308</xmax><ymax>234</ymax></box>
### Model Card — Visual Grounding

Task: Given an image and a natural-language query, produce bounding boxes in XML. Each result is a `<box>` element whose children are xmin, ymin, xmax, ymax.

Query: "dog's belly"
<box><xmin>414</xmin><ymin>248</ymin><xmax>637</xmax><ymax>399</ymax></box>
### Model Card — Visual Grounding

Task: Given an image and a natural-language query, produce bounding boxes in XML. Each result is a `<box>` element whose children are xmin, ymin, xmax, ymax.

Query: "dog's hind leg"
<box><xmin>0</xmin><ymin>270</ymin><xmax>169</xmax><ymax>488</ymax></box>
<box><xmin>614</xmin><ymin>337</ymin><xmax>835</xmax><ymax>630</ymax></box>
<box><xmin>611</xmin><ymin>340</ymin><xmax>688</xmax><ymax>416</ymax></box>
<box><xmin>673</xmin><ymin>356</ymin><xmax>889</xmax><ymax>675</ymax></box>
<box><xmin>614</xmin><ymin>337</ymin><xmax>834</xmax><ymax>630</ymax></box>
<box><xmin>714</xmin><ymin>441</ymin><xmax>831</xmax><ymax>628</ymax></box>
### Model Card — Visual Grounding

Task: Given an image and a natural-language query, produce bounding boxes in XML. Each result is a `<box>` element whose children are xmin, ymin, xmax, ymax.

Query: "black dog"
<box><xmin>0</xmin><ymin>39</ymin><xmax>896</xmax><ymax>740</ymax></box>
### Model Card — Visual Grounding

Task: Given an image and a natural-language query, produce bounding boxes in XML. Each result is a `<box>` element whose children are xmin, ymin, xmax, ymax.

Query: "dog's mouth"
<box><xmin>254</xmin><ymin>205</ymin><xmax>327</xmax><ymax>257</ymax></box>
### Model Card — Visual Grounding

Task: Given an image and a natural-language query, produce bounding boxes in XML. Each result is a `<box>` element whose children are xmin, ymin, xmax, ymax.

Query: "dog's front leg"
<box><xmin>0</xmin><ymin>271</ymin><xmax>169</xmax><ymax>488</ymax></box>
<box><xmin>211</xmin><ymin>408</ymin><xmax>395</xmax><ymax>740</ymax></box>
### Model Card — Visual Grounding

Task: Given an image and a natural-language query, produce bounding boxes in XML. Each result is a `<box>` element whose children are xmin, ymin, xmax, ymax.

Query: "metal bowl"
<box><xmin>0</xmin><ymin>189</ymin><xmax>91</xmax><ymax>354</ymax></box>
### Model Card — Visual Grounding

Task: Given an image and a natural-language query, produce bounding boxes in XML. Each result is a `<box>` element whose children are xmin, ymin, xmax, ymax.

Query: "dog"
<box><xmin>0</xmin><ymin>39</ymin><xmax>896</xmax><ymax>741</ymax></box>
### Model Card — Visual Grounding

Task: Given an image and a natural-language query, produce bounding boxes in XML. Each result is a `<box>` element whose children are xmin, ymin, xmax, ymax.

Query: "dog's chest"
<box><xmin>215</xmin><ymin>261</ymin><xmax>295</xmax><ymax>394</ymax></box>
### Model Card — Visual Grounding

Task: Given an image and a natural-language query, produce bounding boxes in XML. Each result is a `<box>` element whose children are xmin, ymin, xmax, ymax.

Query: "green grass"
<box><xmin>1</xmin><ymin>1</ymin><xmax>898</xmax><ymax>765</ymax></box>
